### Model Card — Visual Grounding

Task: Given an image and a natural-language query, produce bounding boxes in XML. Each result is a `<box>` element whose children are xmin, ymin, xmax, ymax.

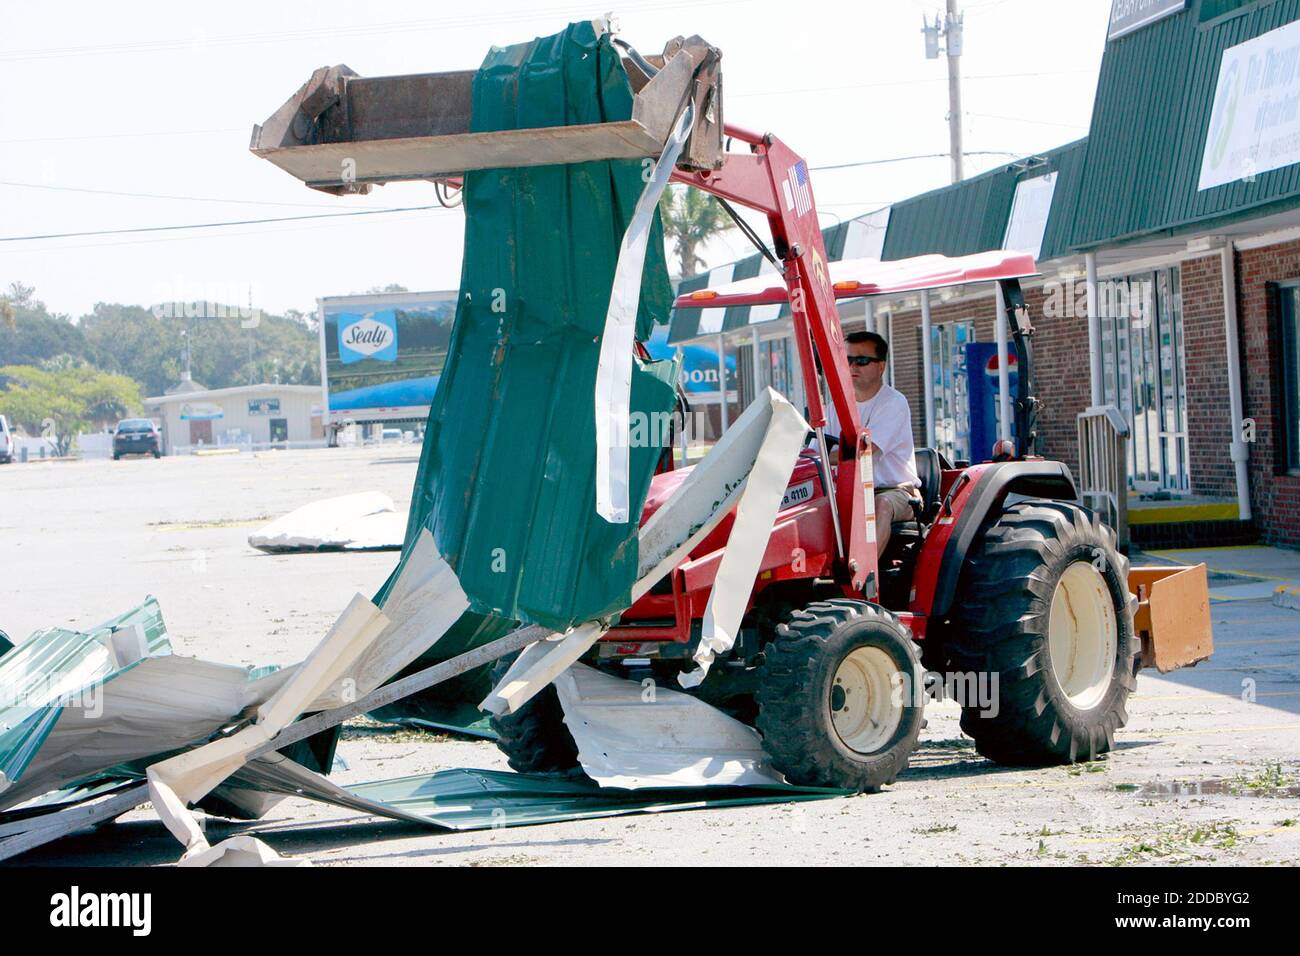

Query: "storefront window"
<box><xmin>930</xmin><ymin>321</ymin><xmax>975</xmax><ymax>464</ymax></box>
<box><xmin>1101</xmin><ymin>266</ymin><xmax>1189</xmax><ymax>493</ymax></box>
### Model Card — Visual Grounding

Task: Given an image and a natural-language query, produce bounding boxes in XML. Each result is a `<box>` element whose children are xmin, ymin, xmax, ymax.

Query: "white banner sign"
<box><xmin>1199</xmin><ymin>19</ymin><xmax>1300</xmax><ymax>191</ymax></box>
<box><xmin>1003</xmin><ymin>172</ymin><xmax>1058</xmax><ymax>261</ymax></box>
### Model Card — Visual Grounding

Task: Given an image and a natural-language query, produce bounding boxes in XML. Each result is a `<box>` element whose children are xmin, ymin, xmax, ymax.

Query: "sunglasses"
<box><xmin>846</xmin><ymin>355</ymin><xmax>886</xmax><ymax>367</ymax></box>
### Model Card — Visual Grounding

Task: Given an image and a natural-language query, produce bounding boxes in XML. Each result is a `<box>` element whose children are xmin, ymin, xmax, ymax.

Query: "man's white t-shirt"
<box><xmin>822</xmin><ymin>384</ymin><xmax>920</xmax><ymax>490</ymax></box>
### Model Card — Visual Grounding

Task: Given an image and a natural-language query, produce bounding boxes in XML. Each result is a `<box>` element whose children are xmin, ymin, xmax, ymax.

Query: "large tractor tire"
<box><xmin>487</xmin><ymin>653</ymin><xmax>581</xmax><ymax>774</ymax></box>
<box><xmin>947</xmin><ymin>500</ymin><xmax>1137</xmax><ymax>766</ymax></box>
<box><xmin>756</xmin><ymin>600</ymin><xmax>924</xmax><ymax>792</ymax></box>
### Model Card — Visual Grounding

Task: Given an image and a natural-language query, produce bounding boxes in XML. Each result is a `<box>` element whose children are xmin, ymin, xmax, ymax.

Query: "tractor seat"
<box><xmin>913</xmin><ymin>447</ymin><xmax>943</xmax><ymax>525</ymax></box>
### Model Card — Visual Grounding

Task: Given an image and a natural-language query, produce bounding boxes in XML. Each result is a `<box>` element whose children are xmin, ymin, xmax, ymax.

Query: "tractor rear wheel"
<box><xmin>756</xmin><ymin>600</ymin><xmax>923</xmax><ymax>792</ymax></box>
<box><xmin>487</xmin><ymin>652</ymin><xmax>582</xmax><ymax>774</ymax></box>
<box><xmin>947</xmin><ymin>500</ymin><xmax>1137</xmax><ymax>765</ymax></box>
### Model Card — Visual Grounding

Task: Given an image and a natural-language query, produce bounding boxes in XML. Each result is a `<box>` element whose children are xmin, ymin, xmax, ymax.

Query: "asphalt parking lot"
<box><xmin>3</xmin><ymin>446</ymin><xmax>1298</xmax><ymax>866</ymax></box>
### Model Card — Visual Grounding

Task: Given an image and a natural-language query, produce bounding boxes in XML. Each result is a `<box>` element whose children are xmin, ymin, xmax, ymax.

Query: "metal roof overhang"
<box><xmin>669</xmin><ymin>251</ymin><xmax>1040</xmax><ymax>343</ymax></box>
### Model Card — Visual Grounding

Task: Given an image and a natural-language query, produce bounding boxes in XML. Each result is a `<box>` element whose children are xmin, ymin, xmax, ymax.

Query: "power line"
<box><xmin>0</xmin><ymin>128</ymin><xmax>244</xmax><ymax>145</ymax></box>
<box><xmin>0</xmin><ymin>180</ymin><xmax>405</xmax><ymax>211</ymax></box>
<box><xmin>810</xmin><ymin>151</ymin><xmax>1023</xmax><ymax>171</ymax></box>
<box><xmin>13</xmin><ymin>209</ymin><xmax>445</xmax><ymax>254</ymax></box>
<box><xmin>0</xmin><ymin>205</ymin><xmax>449</xmax><ymax>242</ymax></box>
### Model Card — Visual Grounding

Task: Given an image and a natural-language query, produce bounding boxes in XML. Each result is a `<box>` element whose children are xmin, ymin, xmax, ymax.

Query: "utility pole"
<box><xmin>946</xmin><ymin>0</ymin><xmax>964</xmax><ymax>184</ymax></box>
<box><xmin>923</xmin><ymin>2</ymin><xmax>965</xmax><ymax>184</ymax></box>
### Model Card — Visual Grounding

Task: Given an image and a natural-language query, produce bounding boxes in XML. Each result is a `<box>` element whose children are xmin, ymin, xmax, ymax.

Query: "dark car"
<box><xmin>113</xmin><ymin>418</ymin><xmax>162</xmax><ymax>459</ymax></box>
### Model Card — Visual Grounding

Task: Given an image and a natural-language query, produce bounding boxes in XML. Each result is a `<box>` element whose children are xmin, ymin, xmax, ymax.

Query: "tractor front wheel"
<box><xmin>756</xmin><ymin>600</ymin><xmax>924</xmax><ymax>792</ymax></box>
<box><xmin>487</xmin><ymin>651</ymin><xmax>582</xmax><ymax>774</ymax></box>
<box><xmin>947</xmin><ymin>501</ymin><xmax>1137</xmax><ymax>765</ymax></box>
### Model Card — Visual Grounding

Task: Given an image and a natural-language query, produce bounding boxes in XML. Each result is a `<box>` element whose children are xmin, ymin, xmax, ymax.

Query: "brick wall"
<box><xmin>828</xmin><ymin>241</ymin><xmax>1300</xmax><ymax>548</ymax></box>
<box><xmin>1181</xmin><ymin>252</ymin><xmax>1236</xmax><ymax>499</ymax></box>
<box><xmin>1236</xmin><ymin>241</ymin><xmax>1300</xmax><ymax>548</ymax></box>
<box><xmin>880</xmin><ymin>286</ymin><xmax>1088</xmax><ymax>477</ymax></box>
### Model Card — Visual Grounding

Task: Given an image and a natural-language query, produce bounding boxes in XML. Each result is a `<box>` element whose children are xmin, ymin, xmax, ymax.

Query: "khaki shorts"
<box><xmin>875</xmin><ymin>486</ymin><xmax>919</xmax><ymax>524</ymax></box>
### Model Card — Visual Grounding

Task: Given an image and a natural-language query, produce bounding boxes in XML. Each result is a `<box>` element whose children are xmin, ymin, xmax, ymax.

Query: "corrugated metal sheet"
<box><xmin>1070</xmin><ymin>0</ymin><xmax>1300</xmax><ymax>249</ymax></box>
<box><xmin>667</xmin><ymin>221</ymin><xmax>851</xmax><ymax>343</ymax></box>
<box><xmin>395</xmin><ymin>22</ymin><xmax>678</xmax><ymax>632</ymax></box>
<box><xmin>723</xmin><ymin>252</ymin><xmax>766</xmax><ymax>331</ymax></box>
<box><xmin>1037</xmin><ymin>139</ymin><xmax>1090</xmax><ymax>262</ymax></box>
<box><xmin>880</xmin><ymin>140</ymin><xmax>1088</xmax><ymax>263</ymax></box>
<box><xmin>881</xmin><ymin>167</ymin><xmax>1019</xmax><ymax>261</ymax></box>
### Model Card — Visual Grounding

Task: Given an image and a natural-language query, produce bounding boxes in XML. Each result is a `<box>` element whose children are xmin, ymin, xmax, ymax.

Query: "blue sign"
<box><xmin>966</xmin><ymin>342</ymin><xmax>1018</xmax><ymax>462</ymax></box>
<box><xmin>645</xmin><ymin>326</ymin><xmax>736</xmax><ymax>395</ymax></box>
<box><xmin>338</xmin><ymin>310</ymin><xmax>399</xmax><ymax>364</ymax></box>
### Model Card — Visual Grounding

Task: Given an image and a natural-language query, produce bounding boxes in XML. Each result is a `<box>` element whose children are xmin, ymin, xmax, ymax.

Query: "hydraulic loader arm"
<box><xmin>672</xmin><ymin>128</ymin><xmax>874</xmax><ymax>590</ymax></box>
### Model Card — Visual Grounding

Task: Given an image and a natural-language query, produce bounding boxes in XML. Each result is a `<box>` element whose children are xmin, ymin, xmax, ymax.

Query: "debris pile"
<box><xmin>0</xmin><ymin>21</ymin><xmax>825</xmax><ymax>866</ymax></box>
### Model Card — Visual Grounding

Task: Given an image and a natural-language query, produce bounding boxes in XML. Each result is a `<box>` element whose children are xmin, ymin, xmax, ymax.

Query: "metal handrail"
<box><xmin>1077</xmin><ymin>404</ymin><xmax>1130</xmax><ymax>552</ymax></box>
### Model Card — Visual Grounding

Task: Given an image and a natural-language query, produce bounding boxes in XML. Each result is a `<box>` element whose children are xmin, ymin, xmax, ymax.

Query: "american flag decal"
<box><xmin>789</xmin><ymin>161</ymin><xmax>812</xmax><ymax>218</ymax></box>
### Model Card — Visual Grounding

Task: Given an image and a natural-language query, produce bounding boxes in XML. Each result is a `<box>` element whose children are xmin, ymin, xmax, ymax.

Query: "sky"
<box><xmin>0</xmin><ymin>0</ymin><xmax>1115</xmax><ymax>321</ymax></box>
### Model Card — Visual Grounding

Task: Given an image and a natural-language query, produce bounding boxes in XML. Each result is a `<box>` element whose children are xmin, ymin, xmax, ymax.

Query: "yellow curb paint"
<box><xmin>1128</xmin><ymin>502</ymin><xmax>1240</xmax><ymax>524</ymax></box>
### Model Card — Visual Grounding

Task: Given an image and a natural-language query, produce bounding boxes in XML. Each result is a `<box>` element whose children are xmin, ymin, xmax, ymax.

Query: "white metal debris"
<box><xmin>248</xmin><ymin>491</ymin><xmax>405</xmax><ymax>552</ymax></box>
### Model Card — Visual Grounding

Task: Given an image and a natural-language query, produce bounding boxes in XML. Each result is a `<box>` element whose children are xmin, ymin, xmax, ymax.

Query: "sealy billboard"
<box><xmin>318</xmin><ymin>291</ymin><xmax>457</xmax><ymax>425</ymax></box>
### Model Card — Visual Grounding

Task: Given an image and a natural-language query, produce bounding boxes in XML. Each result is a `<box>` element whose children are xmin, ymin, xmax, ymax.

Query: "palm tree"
<box><xmin>658</xmin><ymin>185</ymin><xmax>733</xmax><ymax>278</ymax></box>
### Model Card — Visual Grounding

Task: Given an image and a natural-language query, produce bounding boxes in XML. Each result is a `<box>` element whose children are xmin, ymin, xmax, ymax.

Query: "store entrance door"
<box><xmin>1102</xmin><ymin>267</ymin><xmax>1189</xmax><ymax>494</ymax></box>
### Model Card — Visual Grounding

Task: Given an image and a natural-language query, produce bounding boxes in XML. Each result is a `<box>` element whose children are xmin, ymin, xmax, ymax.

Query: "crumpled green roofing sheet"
<box><xmin>225</xmin><ymin>760</ymin><xmax>846</xmax><ymax>833</ymax></box>
<box><xmin>344</xmin><ymin>769</ymin><xmax>846</xmax><ymax>831</ymax></box>
<box><xmin>368</xmin><ymin>20</ymin><xmax>680</xmax><ymax>730</ymax></box>
<box><xmin>0</xmin><ymin>598</ymin><xmax>171</xmax><ymax>798</ymax></box>
<box><xmin>389</xmin><ymin>20</ymin><xmax>678</xmax><ymax>633</ymax></box>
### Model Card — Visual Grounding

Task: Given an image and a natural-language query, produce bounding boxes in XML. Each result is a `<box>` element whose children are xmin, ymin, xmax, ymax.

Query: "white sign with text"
<box><xmin>1200</xmin><ymin>19</ymin><xmax>1300</xmax><ymax>191</ymax></box>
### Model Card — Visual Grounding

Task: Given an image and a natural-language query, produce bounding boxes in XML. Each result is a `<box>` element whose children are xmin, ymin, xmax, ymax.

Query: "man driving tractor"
<box><xmin>821</xmin><ymin>330</ymin><xmax>920</xmax><ymax>556</ymax></box>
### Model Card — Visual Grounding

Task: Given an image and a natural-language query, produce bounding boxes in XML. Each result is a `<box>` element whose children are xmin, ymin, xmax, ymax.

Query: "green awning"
<box><xmin>666</xmin><ymin>212</ymin><xmax>887</xmax><ymax>345</ymax></box>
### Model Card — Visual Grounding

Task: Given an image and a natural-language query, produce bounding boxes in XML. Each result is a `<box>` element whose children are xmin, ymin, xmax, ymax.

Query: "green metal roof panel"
<box><xmin>1070</xmin><ymin>0</ymin><xmax>1300</xmax><ymax>249</ymax></box>
<box><xmin>395</xmin><ymin>22</ymin><xmax>678</xmax><ymax>632</ymax></box>
<box><xmin>345</xmin><ymin>768</ymin><xmax>846</xmax><ymax>830</ymax></box>
<box><xmin>667</xmin><ymin>272</ymin><xmax>713</xmax><ymax>342</ymax></box>
<box><xmin>1037</xmin><ymin>139</ymin><xmax>1090</xmax><ymax>262</ymax></box>
<box><xmin>0</xmin><ymin>599</ymin><xmax>172</xmax><ymax>797</ymax></box>
<box><xmin>667</xmin><ymin>221</ymin><xmax>862</xmax><ymax>343</ymax></box>
<box><xmin>881</xmin><ymin>166</ymin><xmax>1020</xmax><ymax>260</ymax></box>
<box><xmin>722</xmin><ymin>252</ymin><xmax>766</xmax><ymax>331</ymax></box>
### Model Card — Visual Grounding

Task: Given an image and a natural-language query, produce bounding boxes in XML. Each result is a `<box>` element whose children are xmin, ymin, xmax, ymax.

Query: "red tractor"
<box><xmin>480</xmin><ymin>54</ymin><xmax>1213</xmax><ymax>792</ymax></box>
<box><xmin>252</xmin><ymin>31</ymin><xmax>1212</xmax><ymax>792</ymax></box>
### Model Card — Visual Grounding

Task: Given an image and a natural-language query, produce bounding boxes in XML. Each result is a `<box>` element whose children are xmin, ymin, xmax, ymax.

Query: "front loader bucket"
<box><xmin>249</xmin><ymin>33</ymin><xmax>723</xmax><ymax>194</ymax></box>
<box><xmin>1129</xmin><ymin>564</ymin><xmax>1213</xmax><ymax>673</ymax></box>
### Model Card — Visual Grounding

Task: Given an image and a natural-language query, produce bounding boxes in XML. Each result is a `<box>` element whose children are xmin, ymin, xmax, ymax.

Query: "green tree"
<box><xmin>0</xmin><ymin>283</ymin><xmax>84</xmax><ymax>361</ymax></box>
<box><xmin>658</xmin><ymin>185</ymin><xmax>733</xmax><ymax>278</ymax></box>
<box><xmin>0</xmin><ymin>363</ymin><xmax>142</xmax><ymax>455</ymax></box>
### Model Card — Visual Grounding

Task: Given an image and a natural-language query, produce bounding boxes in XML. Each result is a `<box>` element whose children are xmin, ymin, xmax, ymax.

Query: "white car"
<box><xmin>0</xmin><ymin>415</ymin><xmax>13</xmax><ymax>464</ymax></box>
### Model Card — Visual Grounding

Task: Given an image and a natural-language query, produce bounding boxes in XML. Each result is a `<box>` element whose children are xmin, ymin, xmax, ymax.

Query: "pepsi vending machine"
<box><xmin>966</xmin><ymin>342</ymin><xmax>1017</xmax><ymax>463</ymax></box>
